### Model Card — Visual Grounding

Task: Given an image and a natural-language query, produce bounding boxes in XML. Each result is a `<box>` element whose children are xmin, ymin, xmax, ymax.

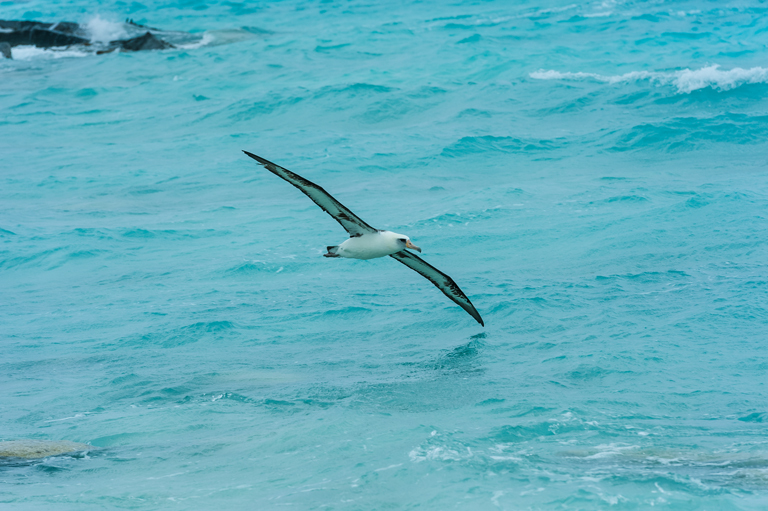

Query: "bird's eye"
<box><xmin>399</xmin><ymin>238</ymin><xmax>407</xmax><ymax>243</ymax></box>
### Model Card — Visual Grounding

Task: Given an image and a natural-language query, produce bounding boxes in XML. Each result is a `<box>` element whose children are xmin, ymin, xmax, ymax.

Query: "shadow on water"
<box><xmin>79</xmin><ymin>333</ymin><xmax>495</xmax><ymax>421</ymax></box>
<box><xmin>234</xmin><ymin>333</ymin><xmax>494</xmax><ymax>415</ymax></box>
<box><xmin>428</xmin><ymin>332</ymin><xmax>487</xmax><ymax>375</ymax></box>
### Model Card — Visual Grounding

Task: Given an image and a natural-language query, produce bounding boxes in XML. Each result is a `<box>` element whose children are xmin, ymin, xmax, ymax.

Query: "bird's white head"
<box><xmin>382</xmin><ymin>231</ymin><xmax>421</xmax><ymax>253</ymax></box>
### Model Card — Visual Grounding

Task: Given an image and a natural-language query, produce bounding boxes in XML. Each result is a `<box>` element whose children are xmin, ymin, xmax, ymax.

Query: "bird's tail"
<box><xmin>323</xmin><ymin>246</ymin><xmax>339</xmax><ymax>258</ymax></box>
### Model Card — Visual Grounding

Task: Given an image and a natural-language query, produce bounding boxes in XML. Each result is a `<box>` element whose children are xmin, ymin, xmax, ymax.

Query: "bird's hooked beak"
<box><xmin>406</xmin><ymin>240</ymin><xmax>422</xmax><ymax>252</ymax></box>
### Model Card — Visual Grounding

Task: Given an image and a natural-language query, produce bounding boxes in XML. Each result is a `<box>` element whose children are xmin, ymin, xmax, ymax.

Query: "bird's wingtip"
<box><xmin>469</xmin><ymin>307</ymin><xmax>484</xmax><ymax>327</ymax></box>
<box><xmin>242</xmin><ymin>150</ymin><xmax>267</xmax><ymax>164</ymax></box>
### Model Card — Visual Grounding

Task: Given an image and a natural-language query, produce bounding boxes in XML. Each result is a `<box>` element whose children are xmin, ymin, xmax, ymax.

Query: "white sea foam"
<box><xmin>673</xmin><ymin>65</ymin><xmax>768</xmax><ymax>93</ymax></box>
<box><xmin>10</xmin><ymin>45</ymin><xmax>90</xmax><ymax>60</ymax></box>
<box><xmin>176</xmin><ymin>32</ymin><xmax>215</xmax><ymax>50</ymax></box>
<box><xmin>530</xmin><ymin>69</ymin><xmax>655</xmax><ymax>84</ymax></box>
<box><xmin>84</xmin><ymin>15</ymin><xmax>127</xmax><ymax>44</ymax></box>
<box><xmin>530</xmin><ymin>65</ymin><xmax>768</xmax><ymax>93</ymax></box>
<box><xmin>529</xmin><ymin>4</ymin><xmax>579</xmax><ymax>17</ymax></box>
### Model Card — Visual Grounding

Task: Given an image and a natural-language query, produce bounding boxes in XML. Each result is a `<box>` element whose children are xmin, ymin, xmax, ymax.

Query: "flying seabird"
<box><xmin>243</xmin><ymin>151</ymin><xmax>484</xmax><ymax>326</ymax></box>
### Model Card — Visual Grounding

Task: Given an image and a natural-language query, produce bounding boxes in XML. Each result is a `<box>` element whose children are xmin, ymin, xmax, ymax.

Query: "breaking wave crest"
<box><xmin>9</xmin><ymin>46</ymin><xmax>90</xmax><ymax>60</ymax></box>
<box><xmin>84</xmin><ymin>15</ymin><xmax>128</xmax><ymax>44</ymax></box>
<box><xmin>530</xmin><ymin>65</ymin><xmax>768</xmax><ymax>94</ymax></box>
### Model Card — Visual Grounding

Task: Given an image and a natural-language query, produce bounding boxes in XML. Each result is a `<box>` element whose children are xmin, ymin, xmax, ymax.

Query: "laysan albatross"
<box><xmin>243</xmin><ymin>151</ymin><xmax>484</xmax><ymax>326</ymax></box>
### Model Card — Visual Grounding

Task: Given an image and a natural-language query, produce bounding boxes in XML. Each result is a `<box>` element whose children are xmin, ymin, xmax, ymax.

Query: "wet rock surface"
<box><xmin>0</xmin><ymin>439</ymin><xmax>93</xmax><ymax>459</ymax></box>
<box><xmin>109</xmin><ymin>31</ymin><xmax>175</xmax><ymax>52</ymax></box>
<box><xmin>0</xmin><ymin>20</ymin><xmax>89</xmax><ymax>48</ymax></box>
<box><xmin>0</xmin><ymin>19</ymin><xmax>185</xmax><ymax>53</ymax></box>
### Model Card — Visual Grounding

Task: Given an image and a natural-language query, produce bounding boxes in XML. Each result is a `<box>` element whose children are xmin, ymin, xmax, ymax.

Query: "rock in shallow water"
<box><xmin>0</xmin><ymin>19</ymin><xmax>180</xmax><ymax>54</ymax></box>
<box><xmin>0</xmin><ymin>20</ymin><xmax>89</xmax><ymax>48</ymax></box>
<box><xmin>110</xmin><ymin>32</ymin><xmax>175</xmax><ymax>52</ymax></box>
<box><xmin>0</xmin><ymin>439</ymin><xmax>93</xmax><ymax>459</ymax></box>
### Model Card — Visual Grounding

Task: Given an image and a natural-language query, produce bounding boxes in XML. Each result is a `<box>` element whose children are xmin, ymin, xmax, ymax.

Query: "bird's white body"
<box><xmin>336</xmin><ymin>231</ymin><xmax>410</xmax><ymax>260</ymax></box>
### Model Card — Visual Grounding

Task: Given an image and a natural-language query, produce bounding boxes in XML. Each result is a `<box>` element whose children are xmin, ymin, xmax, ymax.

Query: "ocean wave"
<box><xmin>442</xmin><ymin>135</ymin><xmax>564</xmax><ymax>157</ymax></box>
<box><xmin>530</xmin><ymin>65</ymin><xmax>768</xmax><ymax>94</ymax></box>
<box><xmin>609</xmin><ymin>113</ymin><xmax>768</xmax><ymax>152</ymax></box>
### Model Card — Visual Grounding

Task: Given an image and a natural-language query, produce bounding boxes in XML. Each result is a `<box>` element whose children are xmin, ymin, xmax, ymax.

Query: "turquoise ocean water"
<box><xmin>2</xmin><ymin>0</ymin><xmax>768</xmax><ymax>508</ymax></box>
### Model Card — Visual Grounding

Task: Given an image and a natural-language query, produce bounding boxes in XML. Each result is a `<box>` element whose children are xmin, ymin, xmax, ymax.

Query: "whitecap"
<box><xmin>408</xmin><ymin>445</ymin><xmax>473</xmax><ymax>462</ymax></box>
<box><xmin>10</xmin><ymin>45</ymin><xmax>90</xmax><ymax>60</ymax></box>
<box><xmin>176</xmin><ymin>31</ymin><xmax>215</xmax><ymax>50</ymax></box>
<box><xmin>674</xmin><ymin>65</ymin><xmax>768</xmax><ymax>93</ymax></box>
<box><xmin>529</xmin><ymin>69</ymin><xmax>656</xmax><ymax>84</ymax></box>
<box><xmin>530</xmin><ymin>65</ymin><xmax>768</xmax><ymax>94</ymax></box>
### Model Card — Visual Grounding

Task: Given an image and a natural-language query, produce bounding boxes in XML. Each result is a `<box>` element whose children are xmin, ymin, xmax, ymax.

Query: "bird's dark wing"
<box><xmin>243</xmin><ymin>151</ymin><xmax>378</xmax><ymax>237</ymax></box>
<box><xmin>389</xmin><ymin>250</ymin><xmax>484</xmax><ymax>326</ymax></box>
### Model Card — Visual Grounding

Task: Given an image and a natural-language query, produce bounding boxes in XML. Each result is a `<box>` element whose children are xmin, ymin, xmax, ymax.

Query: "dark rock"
<box><xmin>27</xmin><ymin>27</ymin><xmax>88</xmax><ymax>47</ymax></box>
<box><xmin>111</xmin><ymin>31</ymin><xmax>174</xmax><ymax>51</ymax></box>
<box><xmin>125</xmin><ymin>18</ymin><xmax>161</xmax><ymax>31</ymax></box>
<box><xmin>0</xmin><ymin>42</ymin><xmax>11</xmax><ymax>59</ymax></box>
<box><xmin>0</xmin><ymin>20</ymin><xmax>48</xmax><ymax>31</ymax></box>
<box><xmin>0</xmin><ymin>20</ymin><xmax>89</xmax><ymax>48</ymax></box>
<box><xmin>0</xmin><ymin>20</ymin><xmax>79</xmax><ymax>34</ymax></box>
<box><xmin>0</xmin><ymin>19</ymin><xmax>185</xmax><ymax>54</ymax></box>
<box><xmin>49</xmin><ymin>21</ymin><xmax>80</xmax><ymax>34</ymax></box>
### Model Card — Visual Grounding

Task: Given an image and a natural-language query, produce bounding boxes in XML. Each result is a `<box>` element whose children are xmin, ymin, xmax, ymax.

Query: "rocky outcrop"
<box><xmin>0</xmin><ymin>19</ymin><xmax>180</xmax><ymax>53</ymax></box>
<box><xmin>0</xmin><ymin>20</ymin><xmax>89</xmax><ymax>48</ymax></box>
<box><xmin>108</xmin><ymin>31</ymin><xmax>175</xmax><ymax>52</ymax></box>
<box><xmin>0</xmin><ymin>439</ymin><xmax>93</xmax><ymax>459</ymax></box>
